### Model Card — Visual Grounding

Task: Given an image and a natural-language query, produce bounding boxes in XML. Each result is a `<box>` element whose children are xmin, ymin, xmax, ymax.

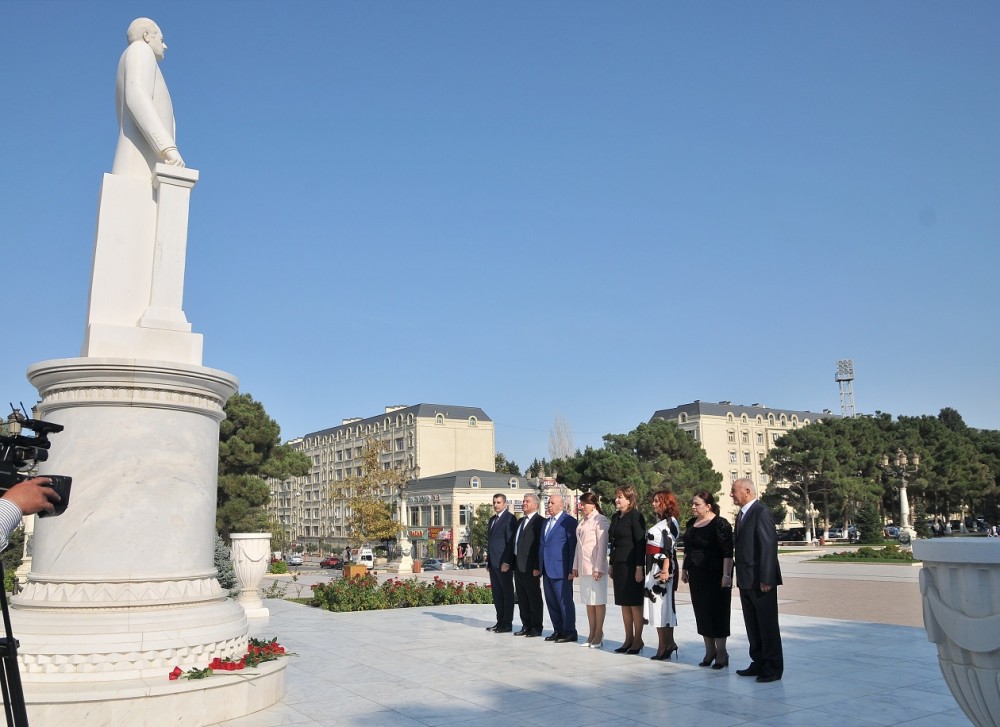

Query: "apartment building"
<box><xmin>270</xmin><ymin>404</ymin><xmax>495</xmax><ymax>550</ymax></box>
<box><xmin>650</xmin><ymin>401</ymin><xmax>835</xmax><ymax>520</ymax></box>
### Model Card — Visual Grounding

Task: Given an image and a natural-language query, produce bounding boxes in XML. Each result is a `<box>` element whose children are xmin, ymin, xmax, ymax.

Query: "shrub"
<box><xmin>214</xmin><ymin>534</ymin><xmax>237</xmax><ymax>592</ymax></box>
<box><xmin>311</xmin><ymin>575</ymin><xmax>494</xmax><ymax>612</ymax></box>
<box><xmin>817</xmin><ymin>544</ymin><xmax>915</xmax><ymax>562</ymax></box>
<box><xmin>269</xmin><ymin>560</ymin><xmax>288</xmax><ymax>574</ymax></box>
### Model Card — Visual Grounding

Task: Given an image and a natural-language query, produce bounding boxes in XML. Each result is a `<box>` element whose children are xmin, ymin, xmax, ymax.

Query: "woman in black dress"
<box><xmin>680</xmin><ymin>490</ymin><xmax>734</xmax><ymax>668</ymax></box>
<box><xmin>609</xmin><ymin>484</ymin><xmax>647</xmax><ymax>654</ymax></box>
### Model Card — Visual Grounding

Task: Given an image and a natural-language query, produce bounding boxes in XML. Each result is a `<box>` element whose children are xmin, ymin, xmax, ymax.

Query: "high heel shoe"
<box><xmin>662</xmin><ymin>645</ymin><xmax>678</xmax><ymax>661</ymax></box>
<box><xmin>625</xmin><ymin>642</ymin><xmax>644</xmax><ymax>655</ymax></box>
<box><xmin>613</xmin><ymin>643</ymin><xmax>633</xmax><ymax>654</ymax></box>
<box><xmin>711</xmin><ymin>659</ymin><xmax>729</xmax><ymax>670</ymax></box>
<box><xmin>698</xmin><ymin>655</ymin><xmax>716</xmax><ymax>667</ymax></box>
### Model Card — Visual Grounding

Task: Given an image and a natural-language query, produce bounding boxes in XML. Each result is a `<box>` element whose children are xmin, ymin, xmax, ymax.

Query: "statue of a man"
<box><xmin>111</xmin><ymin>18</ymin><xmax>185</xmax><ymax>179</ymax></box>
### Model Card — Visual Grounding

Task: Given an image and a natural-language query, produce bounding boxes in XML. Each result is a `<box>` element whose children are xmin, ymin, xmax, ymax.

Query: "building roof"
<box><xmin>408</xmin><ymin>469</ymin><xmax>526</xmax><ymax>492</ymax></box>
<box><xmin>296</xmin><ymin>404</ymin><xmax>492</xmax><ymax>441</ymax></box>
<box><xmin>651</xmin><ymin>400</ymin><xmax>836</xmax><ymax>422</ymax></box>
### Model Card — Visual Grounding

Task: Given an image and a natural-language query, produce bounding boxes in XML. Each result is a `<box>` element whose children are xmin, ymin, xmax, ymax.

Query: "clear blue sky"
<box><xmin>3</xmin><ymin>2</ymin><xmax>998</xmax><ymax>469</ymax></box>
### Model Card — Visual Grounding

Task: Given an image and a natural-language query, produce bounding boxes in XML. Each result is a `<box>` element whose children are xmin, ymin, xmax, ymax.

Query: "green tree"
<box><xmin>494</xmin><ymin>452</ymin><xmax>521</xmax><ymax>476</ymax></box>
<box><xmin>335</xmin><ymin>438</ymin><xmax>406</xmax><ymax>546</ymax></box>
<box><xmin>217</xmin><ymin>392</ymin><xmax>310</xmax><ymax>539</ymax></box>
<box><xmin>855</xmin><ymin>500</ymin><xmax>883</xmax><ymax>545</ymax></box>
<box><xmin>556</xmin><ymin>419</ymin><xmax>720</xmax><ymax>521</ymax></box>
<box><xmin>469</xmin><ymin>503</ymin><xmax>493</xmax><ymax>555</ymax></box>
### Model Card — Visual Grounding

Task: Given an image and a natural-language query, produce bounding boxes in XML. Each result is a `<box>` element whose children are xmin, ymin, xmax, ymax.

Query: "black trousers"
<box><xmin>513</xmin><ymin>567</ymin><xmax>543</xmax><ymax>632</ymax></box>
<box><xmin>489</xmin><ymin>564</ymin><xmax>515</xmax><ymax>628</ymax></box>
<box><xmin>739</xmin><ymin>586</ymin><xmax>783</xmax><ymax>677</ymax></box>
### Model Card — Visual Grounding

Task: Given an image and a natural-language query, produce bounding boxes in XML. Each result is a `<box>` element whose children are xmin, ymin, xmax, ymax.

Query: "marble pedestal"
<box><xmin>12</xmin><ymin>357</ymin><xmax>285</xmax><ymax>724</ymax></box>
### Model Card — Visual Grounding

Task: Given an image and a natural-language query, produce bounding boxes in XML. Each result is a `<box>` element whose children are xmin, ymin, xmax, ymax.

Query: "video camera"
<box><xmin>0</xmin><ymin>405</ymin><xmax>72</xmax><ymax>518</ymax></box>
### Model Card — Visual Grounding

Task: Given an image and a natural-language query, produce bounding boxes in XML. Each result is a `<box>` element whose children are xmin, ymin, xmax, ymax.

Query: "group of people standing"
<box><xmin>485</xmin><ymin>477</ymin><xmax>783</xmax><ymax>683</ymax></box>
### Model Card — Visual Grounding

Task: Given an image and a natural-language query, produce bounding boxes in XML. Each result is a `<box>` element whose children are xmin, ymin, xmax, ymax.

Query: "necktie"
<box><xmin>735</xmin><ymin>509</ymin><xmax>743</xmax><ymax>534</ymax></box>
<box><xmin>515</xmin><ymin>517</ymin><xmax>526</xmax><ymax>554</ymax></box>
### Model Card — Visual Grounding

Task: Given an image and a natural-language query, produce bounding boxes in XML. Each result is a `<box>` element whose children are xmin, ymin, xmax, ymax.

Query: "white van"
<box><xmin>352</xmin><ymin>547</ymin><xmax>375</xmax><ymax>570</ymax></box>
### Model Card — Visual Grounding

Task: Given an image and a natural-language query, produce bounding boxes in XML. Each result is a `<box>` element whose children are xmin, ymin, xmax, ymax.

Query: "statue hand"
<box><xmin>163</xmin><ymin>148</ymin><xmax>185</xmax><ymax>167</ymax></box>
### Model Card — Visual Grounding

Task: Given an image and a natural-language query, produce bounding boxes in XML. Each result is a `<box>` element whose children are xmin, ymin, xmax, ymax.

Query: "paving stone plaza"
<box><xmin>216</xmin><ymin>552</ymin><xmax>969</xmax><ymax>726</ymax></box>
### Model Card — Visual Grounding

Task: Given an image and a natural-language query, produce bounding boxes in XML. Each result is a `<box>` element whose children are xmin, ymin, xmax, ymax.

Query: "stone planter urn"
<box><xmin>231</xmin><ymin>532</ymin><xmax>272</xmax><ymax>619</ymax></box>
<box><xmin>912</xmin><ymin>539</ymin><xmax>1000</xmax><ymax>727</ymax></box>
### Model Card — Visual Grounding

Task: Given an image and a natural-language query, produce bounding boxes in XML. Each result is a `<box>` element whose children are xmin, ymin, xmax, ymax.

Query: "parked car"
<box><xmin>319</xmin><ymin>556</ymin><xmax>341</xmax><ymax>569</ymax></box>
<box><xmin>286</xmin><ymin>554</ymin><xmax>304</xmax><ymax>566</ymax></box>
<box><xmin>884</xmin><ymin>526</ymin><xmax>900</xmax><ymax>539</ymax></box>
<box><xmin>421</xmin><ymin>558</ymin><xmax>457</xmax><ymax>571</ymax></box>
<box><xmin>828</xmin><ymin>526</ymin><xmax>844</xmax><ymax>539</ymax></box>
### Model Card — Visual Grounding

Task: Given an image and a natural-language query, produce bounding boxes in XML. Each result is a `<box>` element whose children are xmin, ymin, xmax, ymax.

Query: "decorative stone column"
<box><xmin>231</xmin><ymin>533</ymin><xmax>271</xmax><ymax>618</ymax></box>
<box><xmin>912</xmin><ymin>539</ymin><xmax>1000</xmax><ymax>727</ymax></box>
<box><xmin>13</xmin><ymin>358</ymin><xmax>247</xmax><ymax>683</ymax></box>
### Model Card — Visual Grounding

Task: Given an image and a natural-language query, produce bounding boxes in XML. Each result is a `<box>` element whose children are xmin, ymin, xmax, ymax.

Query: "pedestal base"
<box><xmin>24</xmin><ymin>657</ymin><xmax>287</xmax><ymax>727</ymax></box>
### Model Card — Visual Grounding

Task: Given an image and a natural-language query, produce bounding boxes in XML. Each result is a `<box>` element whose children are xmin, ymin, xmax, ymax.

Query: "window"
<box><xmin>727</xmin><ymin>430</ymin><xmax>736</xmax><ymax>444</ymax></box>
<box><xmin>470</xmin><ymin>477</ymin><xmax>481</xmax><ymax>488</ymax></box>
<box><xmin>741</xmin><ymin>431</ymin><xmax>749</xmax><ymax>444</ymax></box>
<box><xmin>756</xmin><ymin>432</ymin><xmax>764</xmax><ymax>445</ymax></box>
<box><xmin>382</xmin><ymin>462</ymin><xmax>391</xmax><ymax>471</ymax></box>
<box><xmin>469</xmin><ymin>416</ymin><xmax>477</xmax><ymax>426</ymax></box>
<box><xmin>435</xmin><ymin>414</ymin><xmax>444</xmax><ymax>425</ymax></box>
<box><xmin>743</xmin><ymin>452</ymin><xmax>751</xmax><ymax>464</ymax></box>
<box><xmin>407</xmin><ymin>413</ymin><xmax>414</xmax><ymax>425</ymax></box>
<box><xmin>335</xmin><ymin>450</ymin><xmax>343</xmax><ymax>462</ymax></box>
<box><xmin>679</xmin><ymin>413</ymin><xmax>688</xmax><ymax>423</ymax></box>
<box><xmin>772</xmin><ymin>432</ymin><xmax>780</xmax><ymax>443</ymax></box>
<box><xmin>509</xmin><ymin>477</ymin><xmax>519</xmax><ymax>489</ymax></box>
<box><xmin>730</xmin><ymin>471</ymin><xmax>738</xmax><ymax>483</ymax></box>
<box><xmin>460</xmin><ymin>505</ymin><xmax>469</xmax><ymax>526</ymax></box>
<box><xmin>744</xmin><ymin>471</ymin><xmax>752</xmax><ymax>481</ymax></box>
<box><xmin>729</xmin><ymin>451</ymin><xmax>738</xmax><ymax>464</ymax></box>
<box><xmin>760</xmin><ymin>473</ymin><xmax>768</xmax><ymax>485</ymax></box>
<box><xmin>395</xmin><ymin>438</ymin><xmax>404</xmax><ymax>451</ymax></box>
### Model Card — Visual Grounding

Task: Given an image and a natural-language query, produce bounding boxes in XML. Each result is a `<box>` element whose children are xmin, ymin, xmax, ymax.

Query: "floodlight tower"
<box><xmin>835</xmin><ymin>359</ymin><xmax>856</xmax><ymax>418</ymax></box>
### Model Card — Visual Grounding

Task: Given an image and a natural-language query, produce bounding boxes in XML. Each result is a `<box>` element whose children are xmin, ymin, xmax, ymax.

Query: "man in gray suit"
<box><xmin>730</xmin><ymin>478</ymin><xmax>783</xmax><ymax>682</ymax></box>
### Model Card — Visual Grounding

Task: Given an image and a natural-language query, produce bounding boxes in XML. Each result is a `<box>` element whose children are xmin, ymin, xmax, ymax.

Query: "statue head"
<box><xmin>126</xmin><ymin>18</ymin><xmax>167</xmax><ymax>61</ymax></box>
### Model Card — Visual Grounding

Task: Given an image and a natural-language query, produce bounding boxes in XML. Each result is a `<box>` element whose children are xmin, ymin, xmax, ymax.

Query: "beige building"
<box><xmin>270</xmin><ymin>404</ymin><xmax>495</xmax><ymax>550</ymax></box>
<box><xmin>404</xmin><ymin>470</ymin><xmax>531</xmax><ymax>561</ymax></box>
<box><xmin>650</xmin><ymin>401</ymin><xmax>835</xmax><ymax>521</ymax></box>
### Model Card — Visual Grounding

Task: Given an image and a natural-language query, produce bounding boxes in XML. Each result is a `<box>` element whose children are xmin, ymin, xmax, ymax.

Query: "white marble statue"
<box><xmin>112</xmin><ymin>18</ymin><xmax>185</xmax><ymax>179</ymax></box>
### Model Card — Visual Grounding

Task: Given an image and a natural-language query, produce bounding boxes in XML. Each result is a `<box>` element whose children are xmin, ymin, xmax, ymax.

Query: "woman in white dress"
<box><xmin>645</xmin><ymin>489</ymin><xmax>681</xmax><ymax>661</ymax></box>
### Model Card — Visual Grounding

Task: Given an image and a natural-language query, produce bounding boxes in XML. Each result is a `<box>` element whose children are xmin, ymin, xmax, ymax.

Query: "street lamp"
<box><xmin>396</xmin><ymin>482</ymin><xmax>413</xmax><ymax>573</ymax></box>
<box><xmin>880</xmin><ymin>449</ymin><xmax>919</xmax><ymax>544</ymax></box>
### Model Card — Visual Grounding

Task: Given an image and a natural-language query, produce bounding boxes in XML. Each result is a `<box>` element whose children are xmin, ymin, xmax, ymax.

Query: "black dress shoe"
<box><xmin>756</xmin><ymin>674</ymin><xmax>781</xmax><ymax>683</ymax></box>
<box><xmin>485</xmin><ymin>624</ymin><xmax>498</xmax><ymax>631</ymax></box>
<box><xmin>493</xmin><ymin>626</ymin><xmax>512</xmax><ymax>633</ymax></box>
<box><xmin>513</xmin><ymin>629</ymin><xmax>529</xmax><ymax>636</ymax></box>
<box><xmin>525</xmin><ymin>630</ymin><xmax>542</xmax><ymax>638</ymax></box>
<box><xmin>544</xmin><ymin>632</ymin><xmax>563</xmax><ymax>642</ymax></box>
<box><xmin>555</xmin><ymin>634</ymin><xmax>578</xmax><ymax>643</ymax></box>
<box><xmin>736</xmin><ymin>666</ymin><xmax>761</xmax><ymax>677</ymax></box>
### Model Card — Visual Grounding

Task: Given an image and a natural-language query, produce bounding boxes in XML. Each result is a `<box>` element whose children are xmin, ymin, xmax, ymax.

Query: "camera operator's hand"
<box><xmin>2</xmin><ymin>477</ymin><xmax>59</xmax><ymax>516</ymax></box>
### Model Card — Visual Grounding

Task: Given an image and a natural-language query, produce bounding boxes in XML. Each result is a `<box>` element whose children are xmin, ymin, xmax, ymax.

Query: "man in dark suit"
<box><xmin>539</xmin><ymin>493</ymin><xmax>579</xmax><ymax>643</ymax></box>
<box><xmin>730</xmin><ymin>478</ymin><xmax>783</xmax><ymax>682</ymax></box>
<box><xmin>512</xmin><ymin>493</ymin><xmax>545</xmax><ymax>637</ymax></box>
<box><xmin>486</xmin><ymin>493</ymin><xmax>517</xmax><ymax>633</ymax></box>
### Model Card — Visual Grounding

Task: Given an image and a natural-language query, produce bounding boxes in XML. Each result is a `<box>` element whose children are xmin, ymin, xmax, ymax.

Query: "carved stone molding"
<box><xmin>15</xmin><ymin>575</ymin><xmax>226</xmax><ymax>610</ymax></box>
<box><xmin>40</xmin><ymin>385</ymin><xmax>225</xmax><ymax>417</ymax></box>
<box><xmin>20</xmin><ymin>634</ymin><xmax>248</xmax><ymax>676</ymax></box>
